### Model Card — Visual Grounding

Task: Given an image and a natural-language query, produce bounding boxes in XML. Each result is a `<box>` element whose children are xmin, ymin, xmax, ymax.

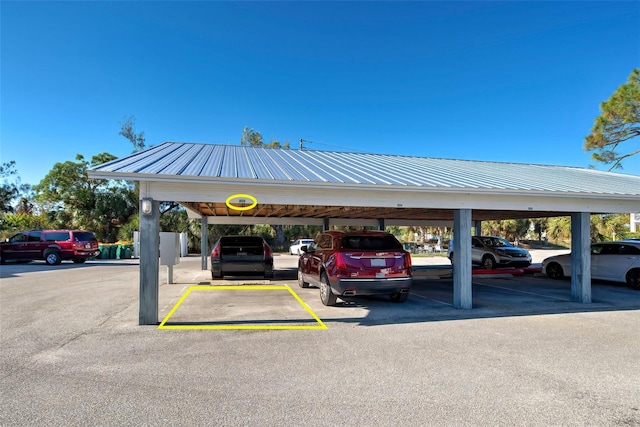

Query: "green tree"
<box><xmin>119</xmin><ymin>115</ymin><xmax>146</xmax><ymax>152</ymax></box>
<box><xmin>33</xmin><ymin>153</ymin><xmax>138</xmax><ymax>242</ymax></box>
<box><xmin>240</xmin><ymin>126</ymin><xmax>290</xmax><ymax>149</ymax></box>
<box><xmin>0</xmin><ymin>161</ymin><xmax>31</xmax><ymax>213</ymax></box>
<box><xmin>584</xmin><ymin>68</ymin><xmax>640</xmax><ymax>170</ymax></box>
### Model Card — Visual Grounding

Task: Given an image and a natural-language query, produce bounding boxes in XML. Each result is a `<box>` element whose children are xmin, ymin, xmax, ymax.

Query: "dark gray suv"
<box><xmin>210</xmin><ymin>235</ymin><xmax>274</xmax><ymax>279</ymax></box>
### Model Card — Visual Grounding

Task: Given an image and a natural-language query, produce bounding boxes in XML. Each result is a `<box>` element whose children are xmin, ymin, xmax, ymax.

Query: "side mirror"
<box><xmin>300</xmin><ymin>245</ymin><xmax>308</xmax><ymax>253</ymax></box>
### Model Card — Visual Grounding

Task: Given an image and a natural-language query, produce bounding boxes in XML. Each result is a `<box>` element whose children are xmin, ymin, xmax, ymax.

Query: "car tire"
<box><xmin>390</xmin><ymin>292</ymin><xmax>409</xmax><ymax>303</ymax></box>
<box><xmin>297</xmin><ymin>268</ymin><xmax>309</xmax><ymax>288</ymax></box>
<box><xmin>626</xmin><ymin>269</ymin><xmax>640</xmax><ymax>290</ymax></box>
<box><xmin>319</xmin><ymin>273</ymin><xmax>337</xmax><ymax>306</ymax></box>
<box><xmin>73</xmin><ymin>258</ymin><xmax>86</xmax><ymax>264</ymax></box>
<box><xmin>44</xmin><ymin>250</ymin><xmax>62</xmax><ymax>266</ymax></box>
<box><xmin>211</xmin><ymin>270</ymin><xmax>223</xmax><ymax>280</ymax></box>
<box><xmin>481</xmin><ymin>255</ymin><xmax>496</xmax><ymax>270</ymax></box>
<box><xmin>546</xmin><ymin>262</ymin><xmax>564</xmax><ymax>280</ymax></box>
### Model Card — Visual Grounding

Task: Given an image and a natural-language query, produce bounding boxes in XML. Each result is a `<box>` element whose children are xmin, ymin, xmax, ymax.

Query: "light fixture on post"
<box><xmin>141</xmin><ymin>198</ymin><xmax>153</xmax><ymax>215</ymax></box>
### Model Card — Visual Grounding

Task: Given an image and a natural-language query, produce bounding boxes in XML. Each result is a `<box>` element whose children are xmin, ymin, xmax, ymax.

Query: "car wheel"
<box><xmin>211</xmin><ymin>270</ymin><xmax>223</xmax><ymax>280</ymax></box>
<box><xmin>626</xmin><ymin>269</ymin><xmax>640</xmax><ymax>290</ymax></box>
<box><xmin>481</xmin><ymin>255</ymin><xmax>496</xmax><ymax>270</ymax></box>
<box><xmin>44</xmin><ymin>250</ymin><xmax>62</xmax><ymax>266</ymax></box>
<box><xmin>546</xmin><ymin>262</ymin><xmax>564</xmax><ymax>280</ymax></box>
<box><xmin>319</xmin><ymin>273</ymin><xmax>337</xmax><ymax>306</ymax></box>
<box><xmin>390</xmin><ymin>292</ymin><xmax>408</xmax><ymax>303</ymax></box>
<box><xmin>73</xmin><ymin>258</ymin><xmax>86</xmax><ymax>264</ymax></box>
<box><xmin>297</xmin><ymin>268</ymin><xmax>309</xmax><ymax>288</ymax></box>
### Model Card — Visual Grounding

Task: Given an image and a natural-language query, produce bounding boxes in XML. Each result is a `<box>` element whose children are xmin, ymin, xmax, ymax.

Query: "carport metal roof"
<box><xmin>87</xmin><ymin>142</ymin><xmax>640</xmax><ymax>322</ymax></box>
<box><xmin>88</xmin><ymin>142</ymin><xmax>640</xmax><ymax>223</ymax></box>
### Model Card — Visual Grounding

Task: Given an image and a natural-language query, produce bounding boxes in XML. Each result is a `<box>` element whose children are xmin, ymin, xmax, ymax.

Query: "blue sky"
<box><xmin>2</xmin><ymin>1</ymin><xmax>639</xmax><ymax>186</ymax></box>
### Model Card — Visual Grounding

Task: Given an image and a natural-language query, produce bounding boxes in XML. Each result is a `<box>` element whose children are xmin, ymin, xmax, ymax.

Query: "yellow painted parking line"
<box><xmin>158</xmin><ymin>285</ymin><xmax>327</xmax><ymax>330</ymax></box>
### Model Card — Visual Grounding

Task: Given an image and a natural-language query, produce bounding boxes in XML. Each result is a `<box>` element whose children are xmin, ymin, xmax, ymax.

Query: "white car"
<box><xmin>289</xmin><ymin>239</ymin><xmax>315</xmax><ymax>255</ymax></box>
<box><xmin>541</xmin><ymin>241</ymin><xmax>640</xmax><ymax>289</ymax></box>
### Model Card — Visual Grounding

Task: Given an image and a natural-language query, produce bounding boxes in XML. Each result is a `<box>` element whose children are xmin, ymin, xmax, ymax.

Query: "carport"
<box><xmin>88</xmin><ymin>142</ymin><xmax>640</xmax><ymax>325</ymax></box>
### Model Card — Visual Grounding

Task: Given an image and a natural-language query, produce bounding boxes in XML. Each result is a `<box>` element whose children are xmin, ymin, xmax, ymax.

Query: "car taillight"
<box><xmin>403</xmin><ymin>252</ymin><xmax>412</xmax><ymax>269</ymax></box>
<box><xmin>263</xmin><ymin>242</ymin><xmax>273</xmax><ymax>258</ymax></box>
<box><xmin>335</xmin><ymin>253</ymin><xmax>347</xmax><ymax>270</ymax></box>
<box><xmin>211</xmin><ymin>243</ymin><xmax>220</xmax><ymax>259</ymax></box>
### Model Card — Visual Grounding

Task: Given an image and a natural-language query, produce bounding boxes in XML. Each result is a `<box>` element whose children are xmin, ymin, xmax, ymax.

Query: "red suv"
<box><xmin>0</xmin><ymin>229</ymin><xmax>99</xmax><ymax>265</ymax></box>
<box><xmin>298</xmin><ymin>231</ymin><xmax>413</xmax><ymax>305</ymax></box>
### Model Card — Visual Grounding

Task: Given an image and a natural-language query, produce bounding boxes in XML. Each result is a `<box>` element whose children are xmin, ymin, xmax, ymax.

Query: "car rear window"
<box><xmin>44</xmin><ymin>231</ymin><xmax>71</xmax><ymax>242</ymax></box>
<box><xmin>220</xmin><ymin>236</ymin><xmax>264</xmax><ymax>246</ymax></box>
<box><xmin>341</xmin><ymin>235</ymin><xmax>403</xmax><ymax>251</ymax></box>
<box><xmin>73</xmin><ymin>232</ymin><xmax>97</xmax><ymax>242</ymax></box>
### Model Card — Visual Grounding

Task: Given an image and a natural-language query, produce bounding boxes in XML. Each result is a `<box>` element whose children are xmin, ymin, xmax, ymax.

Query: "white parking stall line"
<box><xmin>473</xmin><ymin>282</ymin><xmax>570</xmax><ymax>301</ymax></box>
<box><xmin>409</xmin><ymin>292</ymin><xmax>453</xmax><ymax>306</ymax></box>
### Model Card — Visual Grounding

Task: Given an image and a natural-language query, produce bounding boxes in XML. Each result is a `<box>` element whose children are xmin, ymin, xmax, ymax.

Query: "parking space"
<box><xmin>154</xmin><ymin>254</ymin><xmax>640</xmax><ymax>328</ymax></box>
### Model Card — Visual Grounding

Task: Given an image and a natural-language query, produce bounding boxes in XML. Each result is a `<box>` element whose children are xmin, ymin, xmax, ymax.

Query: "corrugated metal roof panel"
<box><xmin>89</xmin><ymin>142</ymin><xmax>640</xmax><ymax>196</ymax></box>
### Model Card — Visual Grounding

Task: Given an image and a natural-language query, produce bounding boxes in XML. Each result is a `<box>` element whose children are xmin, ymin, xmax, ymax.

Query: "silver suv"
<box><xmin>447</xmin><ymin>236</ymin><xmax>532</xmax><ymax>269</ymax></box>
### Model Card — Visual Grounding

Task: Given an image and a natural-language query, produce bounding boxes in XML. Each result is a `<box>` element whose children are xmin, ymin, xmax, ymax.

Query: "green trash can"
<box><xmin>98</xmin><ymin>245</ymin><xmax>109</xmax><ymax>259</ymax></box>
<box><xmin>123</xmin><ymin>245</ymin><xmax>133</xmax><ymax>259</ymax></box>
<box><xmin>109</xmin><ymin>245</ymin><xmax>118</xmax><ymax>259</ymax></box>
<box><xmin>116</xmin><ymin>245</ymin><xmax>123</xmax><ymax>260</ymax></box>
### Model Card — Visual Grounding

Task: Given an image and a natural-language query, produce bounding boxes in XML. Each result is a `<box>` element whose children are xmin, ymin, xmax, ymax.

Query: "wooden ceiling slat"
<box><xmin>182</xmin><ymin>202</ymin><xmax>564</xmax><ymax>222</ymax></box>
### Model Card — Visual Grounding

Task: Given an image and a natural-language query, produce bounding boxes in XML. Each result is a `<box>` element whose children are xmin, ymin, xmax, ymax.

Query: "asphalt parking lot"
<box><xmin>1</xmin><ymin>252</ymin><xmax>639</xmax><ymax>426</ymax></box>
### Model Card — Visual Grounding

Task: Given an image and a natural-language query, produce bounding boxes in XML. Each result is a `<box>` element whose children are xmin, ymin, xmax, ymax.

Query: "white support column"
<box><xmin>453</xmin><ymin>209</ymin><xmax>473</xmax><ymax>309</ymax></box>
<box><xmin>571</xmin><ymin>212</ymin><xmax>591</xmax><ymax>303</ymax></box>
<box><xmin>139</xmin><ymin>199</ymin><xmax>160</xmax><ymax>325</ymax></box>
<box><xmin>201</xmin><ymin>216</ymin><xmax>208</xmax><ymax>271</ymax></box>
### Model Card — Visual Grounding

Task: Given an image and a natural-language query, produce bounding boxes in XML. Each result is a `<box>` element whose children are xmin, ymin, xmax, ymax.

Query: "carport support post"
<box><xmin>201</xmin><ymin>216</ymin><xmax>208</xmax><ymax>271</ymax></box>
<box><xmin>378</xmin><ymin>219</ymin><xmax>385</xmax><ymax>231</ymax></box>
<box><xmin>139</xmin><ymin>199</ymin><xmax>160</xmax><ymax>325</ymax></box>
<box><xmin>474</xmin><ymin>220</ymin><xmax>482</xmax><ymax>236</ymax></box>
<box><xmin>453</xmin><ymin>209</ymin><xmax>473</xmax><ymax>309</ymax></box>
<box><xmin>571</xmin><ymin>212</ymin><xmax>591</xmax><ymax>303</ymax></box>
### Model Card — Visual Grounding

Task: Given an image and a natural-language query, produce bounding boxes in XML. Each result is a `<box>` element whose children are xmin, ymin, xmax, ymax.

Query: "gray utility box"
<box><xmin>160</xmin><ymin>232</ymin><xmax>180</xmax><ymax>266</ymax></box>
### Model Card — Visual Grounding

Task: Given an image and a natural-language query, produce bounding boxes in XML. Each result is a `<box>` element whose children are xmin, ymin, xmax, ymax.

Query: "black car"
<box><xmin>210</xmin><ymin>235</ymin><xmax>274</xmax><ymax>279</ymax></box>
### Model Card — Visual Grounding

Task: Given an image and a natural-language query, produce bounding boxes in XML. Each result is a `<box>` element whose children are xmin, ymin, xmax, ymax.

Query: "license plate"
<box><xmin>371</xmin><ymin>258</ymin><xmax>385</xmax><ymax>267</ymax></box>
<box><xmin>237</xmin><ymin>252</ymin><xmax>247</xmax><ymax>256</ymax></box>
<box><xmin>85</xmin><ymin>244</ymin><xmax>91</xmax><ymax>248</ymax></box>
